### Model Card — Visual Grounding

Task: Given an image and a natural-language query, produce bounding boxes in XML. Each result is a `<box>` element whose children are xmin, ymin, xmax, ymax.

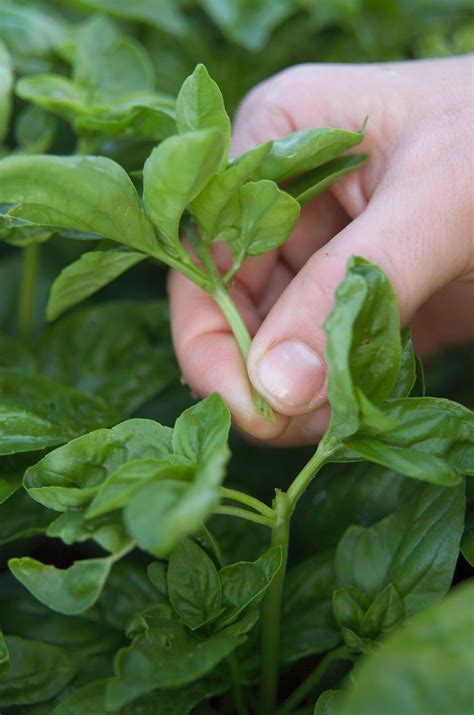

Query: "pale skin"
<box><xmin>168</xmin><ymin>56</ymin><xmax>474</xmax><ymax>447</ymax></box>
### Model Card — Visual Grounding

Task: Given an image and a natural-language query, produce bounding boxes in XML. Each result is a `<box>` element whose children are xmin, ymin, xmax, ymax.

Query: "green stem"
<box><xmin>18</xmin><ymin>243</ymin><xmax>40</xmax><ymax>342</ymax></box>
<box><xmin>286</xmin><ymin>436</ymin><xmax>335</xmax><ymax>512</ymax></box>
<box><xmin>227</xmin><ymin>653</ymin><xmax>249</xmax><ymax>715</ymax></box>
<box><xmin>214</xmin><ymin>505</ymin><xmax>274</xmax><ymax>528</ymax></box>
<box><xmin>259</xmin><ymin>490</ymin><xmax>291</xmax><ymax>714</ymax></box>
<box><xmin>277</xmin><ymin>645</ymin><xmax>351</xmax><ymax>715</ymax></box>
<box><xmin>213</xmin><ymin>286</ymin><xmax>274</xmax><ymax>421</ymax></box>
<box><xmin>220</xmin><ymin>487</ymin><xmax>274</xmax><ymax>519</ymax></box>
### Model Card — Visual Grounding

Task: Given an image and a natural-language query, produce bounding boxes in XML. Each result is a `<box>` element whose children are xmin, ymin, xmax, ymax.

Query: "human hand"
<box><xmin>168</xmin><ymin>56</ymin><xmax>474</xmax><ymax>446</ymax></box>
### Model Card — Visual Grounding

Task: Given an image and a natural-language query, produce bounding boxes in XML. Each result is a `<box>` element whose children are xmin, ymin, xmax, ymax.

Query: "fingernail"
<box><xmin>255</xmin><ymin>340</ymin><xmax>326</xmax><ymax>409</ymax></box>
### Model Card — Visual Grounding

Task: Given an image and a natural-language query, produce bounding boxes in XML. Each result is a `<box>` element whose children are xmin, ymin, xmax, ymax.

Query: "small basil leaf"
<box><xmin>167</xmin><ymin>537</ymin><xmax>222</xmax><ymax>630</ymax></box>
<box><xmin>176</xmin><ymin>64</ymin><xmax>231</xmax><ymax>169</ymax></box>
<box><xmin>0</xmin><ymin>154</ymin><xmax>158</xmax><ymax>255</ymax></box>
<box><xmin>359</xmin><ymin>583</ymin><xmax>405</xmax><ymax>639</ymax></box>
<box><xmin>9</xmin><ymin>556</ymin><xmax>114</xmax><ymax>615</ymax></box>
<box><xmin>217</xmin><ymin>546</ymin><xmax>282</xmax><ymax>627</ymax></box>
<box><xmin>286</xmin><ymin>153</ymin><xmax>368</xmax><ymax>205</ymax></box>
<box><xmin>172</xmin><ymin>393</ymin><xmax>231</xmax><ymax>461</ymax></box>
<box><xmin>143</xmin><ymin>128</ymin><xmax>226</xmax><ymax>251</ymax></box>
<box><xmin>24</xmin><ymin>419</ymin><xmax>173</xmax><ymax>511</ymax></box>
<box><xmin>46</xmin><ymin>250</ymin><xmax>147</xmax><ymax>321</ymax></box>
<box><xmin>389</xmin><ymin>329</ymin><xmax>417</xmax><ymax>399</ymax></box>
<box><xmin>332</xmin><ymin>586</ymin><xmax>371</xmax><ymax>634</ymax></box>
<box><xmin>0</xmin><ymin>636</ymin><xmax>77</xmax><ymax>706</ymax></box>
<box><xmin>339</xmin><ymin>582</ymin><xmax>474</xmax><ymax>715</ymax></box>
<box><xmin>252</xmin><ymin>124</ymin><xmax>365</xmax><ymax>182</ymax></box>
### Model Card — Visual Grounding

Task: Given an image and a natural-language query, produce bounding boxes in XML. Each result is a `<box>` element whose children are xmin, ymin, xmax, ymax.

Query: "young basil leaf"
<box><xmin>0</xmin><ymin>489</ymin><xmax>53</xmax><ymax>544</ymax></box>
<box><xmin>280</xmin><ymin>550</ymin><xmax>341</xmax><ymax>664</ymax></box>
<box><xmin>335</xmin><ymin>482</ymin><xmax>465</xmax><ymax>617</ymax></box>
<box><xmin>47</xmin><ymin>508</ymin><xmax>132</xmax><ymax>554</ymax></box>
<box><xmin>105</xmin><ymin>604</ymin><xmax>246</xmax><ymax>710</ymax></box>
<box><xmin>9</xmin><ymin>556</ymin><xmax>114</xmax><ymax>615</ymax></box>
<box><xmin>0</xmin><ymin>375</ymin><xmax>119</xmax><ymax>456</ymax></box>
<box><xmin>285</xmin><ymin>154</ymin><xmax>368</xmax><ymax>205</ymax></box>
<box><xmin>358</xmin><ymin>583</ymin><xmax>405</xmax><ymax>639</ymax></box>
<box><xmin>147</xmin><ymin>561</ymin><xmax>168</xmax><ymax>597</ymax></box>
<box><xmin>0</xmin><ymin>636</ymin><xmax>78</xmax><ymax>706</ymax></box>
<box><xmin>86</xmin><ymin>457</ymin><xmax>193</xmax><ymax>519</ymax></box>
<box><xmin>0</xmin><ymin>42</ymin><xmax>13</xmax><ymax>144</ymax></box>
<box><xmin>252</xmin><ymin>124</ymin><xmax>366</xmax><ymax>182</ymax></box>
<box><xmin>167</xmin><ymin>537</ymin><xmax>223</xmax><ymax>630</ymax></box>
<box><xmin>332</xmin><ymin>586</ymin><xmax>371</xmax><ymax>635</ymax></box>
<box><xmin>172</xmin><ymin>393</ymin><xmax>231</xmax><ymax>461</ymax></box>
<box><xmin>339</xmin><ymin>581</ymin><xmax>474</xmax><ymax>715</ymax></box>
<box><xmin>0</xmin><ymin>630</ymin><xmax>8</xmax><ymax>678</ymax></box>
<box><xmin>193</xmin><ymin>141</ymin><xmax>272</xmax><ymax>237</ymax></box>
<box><xmin>0</xmin><ymin>155</ymin><xmax>158</xmax><ymax>255</ymax></box>
<box><xmin>324</xmin><ymin>257</ymin><xmax>402</xmax><ymax>439</ymax></box>
<box><xmin>314</xmin><ymin>690</ymin><xmax>344</xmax><ymax>715</ymax></box>
<box><xmin>215</xmin><ymin>179</ymin><xmax>300</xmax><ymax>258</ymax></box>
<box><xmin>389</xmin><ymin>329</ymin><xmax>417</xmax><ymax>399</ymax></box>
<box><xmin>24</xmin><ymin>419</ymin><xmax>173</xmax><ymax>511</ymax></box>
<box><xmin>143</xmin><ymin>128</ymin><xmax>226</xmax><ymax>251</ymax></box>
<box><xmin>216</xmin><ymin>546</ymin><xmax>282</xmax><ymax>627</ymax></box>
<box><xmin>125</xmin><ymin>446</ymin><xmax>229</xmax><ymax>557</ymax></box>
<box><xmin>14</xmin><ymin>104</ymin><xmax>57</xmax><ymax>155</ymax></box>
<box><xmin>39</xmin><ymin>301</ymin><xmax>178</xmax><ymax>415</ymax></box>
<box><xmin>46</xmin><ymin>250</ymin><xmax>147</xmax><ymax>321</ymax></box>
<box><xmin>176</xmin><ymin>64</ymin><xmax>231</xmax><ymax>169</ymax></box>
<box><xmin>74</xmin><ymin>99</ymin><xmax>175</xmax><ymax>141</ymax></box>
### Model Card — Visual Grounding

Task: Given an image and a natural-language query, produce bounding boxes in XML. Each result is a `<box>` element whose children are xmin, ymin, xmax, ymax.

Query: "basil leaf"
<box><xmin>16</xmin><ymin>75</ymin><xmax>87</xmax><ymax>120</ymax></box>
<box><xmin>335</xmin><ymin>482</ymin><xmax>465</xmax><ymax>617</ymax></box>
<box><xmin>0</xmin><ymin>489</ymin><xmax>53</xmax><ymax>544</ymax></box>
<box><xmin>172</xmin><ymin>393</ymin><xmax>231</xmax><ymax>461</ymax></box>
<box><xmin>143</xmin><ymin>128</ymin><xmax>226</xmax><ymax>251</ymax></box>
<box><xmin>286</xmin><ymin>154</ymin><xmax>368</xmax><ymax>205</ymax></box>
<box><xmin>14</xmin><ymin>105</ymin><xmax>57</xmax><ymax>154</ymax></box>
<box><xmin>47</xmin><ymin>509</ymin><xmax>132</xmax><ymax>554</ymax></box>
<box><xmin>314</xmin><ymin>690</ymin><xmax>344</xmax><ymax>715</ymax></box>
<box><xmin>46</xmin><ymin>250</ymin><xmax>147</xmax><ymax>321</ymax></box>
<box><xmin>95</xmin><ymin>560</ymin><xmax>160</xmax><ymax>632</ymax></box>
<box><xmin>176</xmin><ymin>64</ymin><xmax>231</xmax><ymax>168</ymax></box>
<box><xmin>0</xmin><ymin>4</ymin><xmax>66</xmax><ymax>74</ymax></box>
<box><xmin>253</xmin><ymin>124</ymin><xmax>366</xmax><ymax>182</ymax></box>
<box><xmin>0</xmin><ymin>154</ymin><xmax>158</xmax><ymax>255</ymax></box>
<box><xmin>9</xmin><ymin>556</ymin><xmax>115</xmax><ymax>615</ymax></box>
<box><xmin>0</xmin><ymin>631</ymin><xmax>8</xmax><ymax>678</ymax></box>
<box><xmin>339</xmin><ymin>582</ymin><xmax>474</xmax><ymax>715</ymax></box>
<box><xmin>168</xmin><ymin>537</ymin><xmax>223</xmax><ymax>630</ymax></box>
<box><xmin>65</xmin><ymin>0</ymin><xmax>189</xmax><ymax>36</ymax></box>
<box><xmin>0</xmin><ymin>375</ymin><xmax>119</xmax><ymax>456</ymax></box>
<box><xmin>389</xmin><ymin>329</ymin><xmax>417</xmax><ymax>399</ymax></box>
<box><xmin>217</xmin><ymin>546</ymin><xmax>282</xmax><ymax>626</ymax></box>
<box><xmin>24</xmin><ymin>419</ymin><xmax>173</xmax><ymax>511</ymax></box>
<box><xmin>0</xmin><ymin>636</ymin><xmax>77</xmax><ymax>706</ymax></box>
<box><xmin>280</xmin><ymin>551</ymin><xmax>341</xmax><ymax>664</ymax></box>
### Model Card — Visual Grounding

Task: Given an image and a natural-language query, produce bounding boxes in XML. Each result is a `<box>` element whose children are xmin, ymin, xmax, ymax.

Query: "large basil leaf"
<box><xmin>339</xmin><ymin>581</ymin><xmax>474</xmax><ymax>715</ymax></box>
<box><xmin>0</xmin><ymin>636</ymin><xmax>78</xmax><ymax>706</ymax></box>
<box><xmin>0</xmin><ymin>154</ymin><xmax>158</xmax><ymax>255</ymax></box>
<box><xmin>24</xmin><ymin>419</ymin><xmax>173</xmax><ymax>510</ymax></box>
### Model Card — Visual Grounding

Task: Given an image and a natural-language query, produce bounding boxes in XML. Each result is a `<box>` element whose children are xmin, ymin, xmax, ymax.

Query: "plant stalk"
<box><xmin>220</xmin><ymin>487</ymin><xmax>274</xmax><ymax>519</ymax></box>
<box><xmin>286</xmin><ymin>437</ymin><xmax>335</xmax><ymax>512</ymax></box>
<box><xmin>18</xmin><ymin>243</ymin><xmax>40</xmax><ymax>342</ymax></box>
<box><xmin>214</xmin><ymin>505</ymin><xmax>274</xmax><ymax>528</ymax></box>
<box><xmin>259</xmin><ymin>490</ymin><xmax>291</xmax><ymax>714</ymax></box>
<box><xmin>227</xmin><ymin>653</ymin><xmax>249</xmax><ymax>715</ymax></box>
<box><xmin>277</xmin><ymin>645</ymin><xmax>350</xmax><ymax>715</ymax></box>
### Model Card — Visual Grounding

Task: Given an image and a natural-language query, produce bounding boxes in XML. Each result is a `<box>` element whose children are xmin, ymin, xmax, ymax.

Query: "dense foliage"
<box><xmin>0</xmin><ymin>2</ymin><xmax>473</xmax><ymax>714</ymax></box>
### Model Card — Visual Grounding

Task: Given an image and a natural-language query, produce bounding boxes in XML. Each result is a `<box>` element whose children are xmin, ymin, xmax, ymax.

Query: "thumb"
<box><xmin>247</xmin><ymin>164</ymin><xmax>471</xmax><ymax>416</ymax></box>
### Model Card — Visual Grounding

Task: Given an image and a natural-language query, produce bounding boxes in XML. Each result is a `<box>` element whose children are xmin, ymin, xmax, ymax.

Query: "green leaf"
<box><xmin>147</xmin><ymin>561</ymin><xmax>168</xmax><ymax>597</ymax></box>
<box><xmin>389</xmin><ymin>329</ymin><xmax>417</xmax><ymax>398</ymax></box>
<box><xmin>217</xmin><ymin>546</ymin><xmax>282</xmax><ymax>626</ymax></box>
<box><xmin>173</xmin><ymin>393</ymin><xmax>231</xmax><ymax>461</ymax></box>
<box><xmin>168</xmin><ymin>537</ymin><xmax>222</xmax><ymax>629</ymax></box>
<box><xmin>314</xmin><ymin>690</ymin><xmax>344</xmax><ymax>715</ymax></box>
<box><xmin>0</xmin><ymin>375</ymin><xmax>119</xmax><ymax>456</ymax></box>
<box><xmin>324</xmin><ymin>257</ymin><xmax>401</xmax><ymax>439</ymax></box>
<box><xmin>95</xmin><ymin>560</ymin><xmax>161</xmax><ymax>631</ymax></box>
<box><xmin>461</xmin><ymin>510</ymin><xmax>474</xmax><ymax>566</ymax></box>
<box><xmin>0</xmin><ymin>41</ymin><xmax>13</xmax><ymax>144</ymax></box>
<box><xmin>39</xmin><ymin>300</ymin><xmax>178</xmax><ymax>414</ymax></box>
<box><xmin>286</xmin><ymin>154</ymin><xmax>368</xmax><ymax>205</ymax></box>
<box><xmin>143</xmin><ymin>128</ymin><xmax>226</xmax><ymax>250</ymax></box>
<box><xmin>0</xmin><ymin>630</ymin><xmax>8</xmax><ymax>678</ymax></box>
<box><xmin>125</xmin><ymin>447</ymin><xmax>229</xmax><ymax>557</ymax></box>
<box><xmin>176</xmin><ymin>64</ymin><xmax>231</xmax><ymax>168</ymax></box>
<box><xmin>16</xmin><ymin>75</ymin><xmax>87</xmax><ymax>120</ymax></box>
<box><xmin>193</xmin><ymin>141</ymin><xmax>272</xmax><ymax>237</ymax></box>
<box><xmin>64</xmin><ymin>0</ymin><xmax>189</xmax><ymax>36</ymax></box>
<box><xmin>49</xmin><ymin>679</ymin><xmax>108</xmax><ymax>715</ymax></box>
<box><xmin>215</xmin><ymin>179</ymin><xmax>300</xmax><ymax>258</ymax></box>
<box><xmin>46</xmin><ymin>250</ymin><xmax>147</xmax><ymax>321</ymax></box>
<box><xmin>14</xmin><ymin>105</ymin><xmax>57</xmax><ymax>154</ymax></box>
<box><xmin>280</xmin><ymin>551</ymin><xmax>341</xmax><ymax>664</ymax></box>
<box><xmin>0</xmin><ymin>489</ymin><xmax>53</xmax><ymax>544</ymax></box>
<box><xmin>0</xmin><ymin>636</ymin><xmax>77</xmax><ymax>706</ymax></box>
<box><xmin>253</xmin><ymin>124</ymin><xmax>366</xmax><ymax>182</ymax></box>
<box><xmin>106</xmin><ymin>604</ymin><xmax>245</xmax><ymax>709</ymax></box>
<box><xmin>339</xmin><ymin>581</ymin><xmax>474</xmax><ymax>715</ymax></box>
<box><xmin>0</xmin><ymin>3</ymin><xmax>66</xmax><ymax>74</ymax></box>
<box><xmin>47</xmin><ymin>508</ymin><xmax>132</xmax><ymax>554</ymax></box>
<box><xmin>335</xmin><ymin>482</ymin><xmax>465</xmax><ymax>617</ymax></box>
<box><xmin>9</xmin><ymin>556</ymin><xmax>114</xmax><ymax>615</ymax></box>
<box><xmin>0</xmin><ymin>332</ymin><xmax>36</xmax><ymax>377</ymax></box>
<box><xmin>0</xmin><ymin>154</ymin><xmax>158</xmax><ymax>255</ymax></box>
<box><xmin>86</xmin><ymin>457</ymin><xmax>193</xmax><ymax>519</ymax></box>
<box><xmin>24</xmin><ymin>418</ymin><xmax>173</xmax><ymax>511</ymax></box>
<box><xmin>74</xmin><ymin>98</ymin><xmax>175</xmax><ymax>141</ymax></box>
